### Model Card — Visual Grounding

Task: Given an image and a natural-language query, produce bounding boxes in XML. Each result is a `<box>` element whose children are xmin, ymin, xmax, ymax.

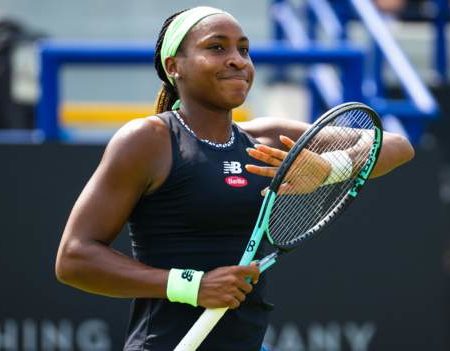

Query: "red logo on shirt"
<box><xmin>225</xmin><ymin>176</ymin><xmax>248</xmax><ymax>188</ymax></box>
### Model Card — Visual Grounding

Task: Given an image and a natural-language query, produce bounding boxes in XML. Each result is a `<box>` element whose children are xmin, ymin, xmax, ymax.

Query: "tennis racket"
<box><xmin>175</xmin><ymin>101</ymin><xmax>383</xmax><ymax>350</ymax></box>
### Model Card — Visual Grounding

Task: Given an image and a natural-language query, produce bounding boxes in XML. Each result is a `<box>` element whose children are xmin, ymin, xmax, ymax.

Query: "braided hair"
<box><xmin>154</xmin><ymin>10</ymin><xmax>187</xmax><ymax>113</ymax></box>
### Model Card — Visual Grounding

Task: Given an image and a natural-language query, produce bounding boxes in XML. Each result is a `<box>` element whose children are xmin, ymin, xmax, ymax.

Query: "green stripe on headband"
<box><xmin>160</xmin><ymin>6</ymin><xmax>229</xmax><ymax>86</ymax></box>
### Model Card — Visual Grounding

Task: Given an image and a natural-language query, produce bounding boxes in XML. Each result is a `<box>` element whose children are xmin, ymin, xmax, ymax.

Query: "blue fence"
<box><xmin>15</xmin><ymin>0</ymin><xmax>450</xmax><ymax>143</ymax></box>
<box><xmin>37</xmin><ymin>41</ymin><xmax>365</xmax><ymax>141</ymax></box>
<box><xmin>270</xmin><ymin>0</ymin><xmax>443</xmax><ymax>143</ymax></box>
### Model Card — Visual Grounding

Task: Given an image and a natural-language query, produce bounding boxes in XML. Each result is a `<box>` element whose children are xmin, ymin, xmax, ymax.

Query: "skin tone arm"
<box><xmin>240</xmin><ymin>117</ymin><xmax>415</xmax><ymax>178</ymax></box>
<box><xmin>55</xmin><ymin>117</ymin><xmax>259</xmax><ymax>309</ymax></box>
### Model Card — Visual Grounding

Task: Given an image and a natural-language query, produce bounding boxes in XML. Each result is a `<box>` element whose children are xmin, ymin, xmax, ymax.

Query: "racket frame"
<box><xmin>265</xmin><ymin>102</ymin><xmax>383</xmax><ymax>253</ymax></box>
<box><xmin>174</xmin><ymin>102</ymin><xmax>383</xmax><ymax>350</ymax></box>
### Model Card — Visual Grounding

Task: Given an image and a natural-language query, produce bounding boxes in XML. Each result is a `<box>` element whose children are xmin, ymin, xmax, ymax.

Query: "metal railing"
<box><xmin>37</xmin><ymin>40</ymin><xmax>364</xmax><ymax>141</ymax></box>
<box><xmin>10</xmin><ymin>0</ymin><xmax>447</xmax><ymax>143</ymax></box>
<box><xmin>271</xmin><ymin>0</ymin><xmax>444</xmax><ymax>143</ymax></box>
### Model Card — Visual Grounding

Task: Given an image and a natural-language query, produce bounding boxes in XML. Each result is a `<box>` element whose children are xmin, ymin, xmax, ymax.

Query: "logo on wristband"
<box><xmin>181</xmin><ymin>269</ymin><xmax>194</xmax><ymax>282</ymax></box>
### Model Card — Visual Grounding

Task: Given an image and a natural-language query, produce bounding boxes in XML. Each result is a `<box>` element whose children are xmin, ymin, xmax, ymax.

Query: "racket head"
<box><xmin>265</xmin><ymin>102</ymin><xmax>383</xmax><ymax>251</ymax></box>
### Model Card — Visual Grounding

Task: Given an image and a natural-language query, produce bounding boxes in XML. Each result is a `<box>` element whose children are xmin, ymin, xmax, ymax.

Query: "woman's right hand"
<box><xmin>197</xmin><ymin>263</ymin><xmax>260</xmax><ymax>309</ymax></box>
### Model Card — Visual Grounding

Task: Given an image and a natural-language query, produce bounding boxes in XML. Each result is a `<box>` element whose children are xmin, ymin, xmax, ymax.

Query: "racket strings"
<box><xmin>271</xmin><ymin>151</ymin><xmax>362</xmax><ymax>244</ymax></box>
<box><xmin>268</xmin><ymin>110</ymin><xmax>376</xmax><ymax>247</ymax></box>
<box><xmin>274</xmin><ymin>111</ymin><xmax>370</xmax><ymax>214</ymax></box>
<box><xmin>272</xmin><ymin>116</ymin><xmax>373</xmax><ymax>242</ymax></box>
<box><xmin>272</xmin><ymin>118</ymin><xmax>366</xmax><ymax>237</ymax></box>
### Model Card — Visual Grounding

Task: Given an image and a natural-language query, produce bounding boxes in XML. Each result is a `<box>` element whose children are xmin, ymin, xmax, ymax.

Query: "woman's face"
<box><xmin>173</xmin><ymin>14</ymin><xmax>255</xmax><ymax>110</ymax></box>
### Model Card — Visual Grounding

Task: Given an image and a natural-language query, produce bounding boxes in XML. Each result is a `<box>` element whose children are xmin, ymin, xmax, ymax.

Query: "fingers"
<box><xmin>246</xmin><ymin>147</ymin><xmax>282</xmax><ymax>166</ymax></box>
<box><xmin>256</xmin><ymin>144</ymin><xmax>288</xmax><ymax>162</ymax></box>
<box><xmin>280</xmin><ymin>135</ymin><xmax>295</xmax><ymax>149</ymax></box>
<box><xmin>246</xmin><ymin>140</ymin><xmax>296</xmax><ymax>181</ymax></box>
<box><xmin>197</xmin><ymin>265</ymin><xmax>260</xmax><ymax>309</ymax></box>
<box><xmin>221</xmin><ymin>294</ymin><xmax>242</xmax><ymax>310</ymax></box>
<box><xmin>246</xmin><ymin>140</ymin><xmax>295</xmax><ymax>180</ymax></box>
<box><xmin>277</xmin><ymin>182</ymin><xmax>293</xmax><ymax>195</ymax></box>
<box><xmin>236</xmin><ymin>263</ymin><xmax>260</xmax><ymax>285</ymax></box>
<box><xmin>246</xmin><ymin>138</ymin><xmax>295</xmax><ymax>167</ymax></box>
<box><xmin>261</xmin><ymin>187</ymin><xmax>268</xmax><ymax>196</ymax></box>
<box><xmin>245</xmin><ymin>164</ymin><xmax>277</xmax><ymax>178</ymax></box>
<box><xmin>234</xmin><ymin>289</ymin><xmax>246</xmax><ymax>303</ymax></box>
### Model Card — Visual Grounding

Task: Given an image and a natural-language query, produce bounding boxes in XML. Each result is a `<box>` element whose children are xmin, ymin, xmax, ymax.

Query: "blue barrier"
<box><xmin>434</xmin><ymin>0</ymin><xmax>449</xmax><ymax>80</ymax></box>
<box><xmin>37</xmin><ymin>40</ymin><xmax>365</xmax><ymax>141</ymax></box>
<box><xmin>273</xmin><ymin>0</ymin><xmax>440</xmax><ymax>144</ymax></box>
<box><xmin>349</xmin><ymin>0</ymin><xmax>437</xmax><ymax>114</ymax></box>
<box><xmin>348</xmin><ymin>0</ymin><xmax>439</xmax><ymax>142</ymax></box>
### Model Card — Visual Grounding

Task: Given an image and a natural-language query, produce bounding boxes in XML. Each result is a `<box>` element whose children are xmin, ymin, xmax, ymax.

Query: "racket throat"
<box><xmin>259</xmin><ymin>251</ymin><xmax>279</xmax><ymax>273</ymax></box>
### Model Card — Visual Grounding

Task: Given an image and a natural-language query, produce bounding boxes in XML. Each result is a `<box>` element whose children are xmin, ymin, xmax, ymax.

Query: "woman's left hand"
<box><xmin>245</xmin><ymin>135</ymin><xmax>331</xmax><ymax>195</ymax></box>
<box><xmin>245</xmin><ymin>135</ymin><xmax>294</xmax><ymax>178</ymax></box>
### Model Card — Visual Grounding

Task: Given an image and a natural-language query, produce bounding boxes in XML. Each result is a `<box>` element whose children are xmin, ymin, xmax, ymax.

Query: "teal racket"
<box><xmin>175</xmin><ymin>102</ymin><xmax>383</xmax><ymax>350</ymax></box>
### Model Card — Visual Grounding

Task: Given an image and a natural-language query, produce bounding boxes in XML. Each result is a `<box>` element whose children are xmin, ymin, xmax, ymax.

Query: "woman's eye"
<box><xmin>239</xmin><ymin>47</ymin><xmax>249</xmax><ymax>55</ymax></box>
<box><xmin>209</xmin><ymin>44</ymin><xmax>224</xmax><ymax>51</ymax></box>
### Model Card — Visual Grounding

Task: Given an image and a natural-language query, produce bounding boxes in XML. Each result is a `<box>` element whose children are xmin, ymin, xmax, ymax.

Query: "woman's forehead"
<box><xmin>187</xmin><ymin>14</ymin><xmax>246</xmax><ymax>41</ymax></box>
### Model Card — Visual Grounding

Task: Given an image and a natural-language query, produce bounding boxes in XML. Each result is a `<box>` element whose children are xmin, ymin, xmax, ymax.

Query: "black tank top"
<box><xmin>124</xmin><ymin>111</ymin><xmax>272</xmax><ymax>351</ymax></box>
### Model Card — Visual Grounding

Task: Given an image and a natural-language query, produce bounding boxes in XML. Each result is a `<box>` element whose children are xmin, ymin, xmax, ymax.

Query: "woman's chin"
<box><xmin>223</xmin><ymin>92</ymin><xmax>248</xmax><ymax>108</ymax></box>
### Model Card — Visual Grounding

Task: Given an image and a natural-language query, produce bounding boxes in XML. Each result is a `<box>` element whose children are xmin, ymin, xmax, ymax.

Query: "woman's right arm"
<box><xmin>55</xmin><ymin>116</ymin><xmax>259</xmax><ymax>307</ymax></box>
<box><xmin>55</xmin><ymin>116</ymin><xmax>172</xmax><ymax>298</ymax></box>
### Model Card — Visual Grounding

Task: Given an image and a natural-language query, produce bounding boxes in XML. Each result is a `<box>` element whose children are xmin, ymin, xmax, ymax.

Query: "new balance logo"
<box><xmin>223</xmin><ymin>161</ymin><xmax>242</xmax><ymax>174</ymax></box>
<box><xmin>181</xmin><ymin>269</ymin><xmax>194</xmax><ymax>282</ymax></box>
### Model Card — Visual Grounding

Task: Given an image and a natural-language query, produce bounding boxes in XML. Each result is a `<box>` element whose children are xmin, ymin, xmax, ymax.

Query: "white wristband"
<box><xmin>167</xmin><ymin>268</ymin><xmax>204</xmax><ymax>307</ymax></box>
<box><xmin>320</xmin><ymin>150</ymin><xmax>353</xmax><ymax>185</ymax></box>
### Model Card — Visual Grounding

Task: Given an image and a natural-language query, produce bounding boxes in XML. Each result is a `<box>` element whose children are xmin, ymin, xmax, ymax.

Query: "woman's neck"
<box><xmin>177</xmin><ymin>103</ymin><xmax>233</xmax><ymax>144</ymax></box>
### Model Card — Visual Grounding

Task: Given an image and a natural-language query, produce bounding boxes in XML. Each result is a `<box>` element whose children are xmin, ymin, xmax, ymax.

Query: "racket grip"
<box><xmin>174</xmin><ymin>307</ymin><xmax>228</xmax><ymax>350</ymax></box>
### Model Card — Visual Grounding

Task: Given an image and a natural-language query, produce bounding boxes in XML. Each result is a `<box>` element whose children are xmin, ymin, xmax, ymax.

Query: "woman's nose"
<box><xmin>226</xmin><ymin>49</ymin><xmax>248</xmax><ymax>69</ymax></box>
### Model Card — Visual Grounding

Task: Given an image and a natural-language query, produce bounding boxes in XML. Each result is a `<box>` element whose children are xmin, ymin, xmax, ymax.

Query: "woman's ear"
<box><xmin>164</xmin><ymin>56</ymin><xmax>179</xmax><ymax>80</ymax></box>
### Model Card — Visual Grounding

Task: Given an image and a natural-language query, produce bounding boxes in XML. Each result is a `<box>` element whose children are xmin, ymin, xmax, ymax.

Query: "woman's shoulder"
<box><xmin>112</xmin><ymin>115</ymin><xmax>170</xmax><ymax>144</ymax></box>
<box><xmin>103</xmin><ymin>116</ymin><xmax>171</xmax><ymax>171</ymax></box>
<box><xmin>97</xmin><ymin>115</ymin><xmax>173</xmax><ymax>193</ymax></box>
<box><xmin>104</xmin><ymin>115</ymin><xmax>171</xmax><ymax>156</ymax></box>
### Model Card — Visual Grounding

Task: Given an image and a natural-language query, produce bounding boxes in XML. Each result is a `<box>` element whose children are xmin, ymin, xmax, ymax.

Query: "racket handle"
<box><xmin>174</xmin><ymin>307</ymin><xmax>228</xmax><ymax>350</ymax></box>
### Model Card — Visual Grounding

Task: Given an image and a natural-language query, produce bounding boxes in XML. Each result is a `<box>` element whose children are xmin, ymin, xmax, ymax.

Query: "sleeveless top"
<box><xmin>124</xmin><ymin>111</ymin><xmax>272</xmax><ymax>351</ymax></box>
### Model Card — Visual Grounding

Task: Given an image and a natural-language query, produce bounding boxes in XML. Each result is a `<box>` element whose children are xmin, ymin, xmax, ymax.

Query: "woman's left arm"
<box><xmin>239</xmin><ymin>117</ymin><xmax>415</xmax><ymax>178</ymax></box>
<box><xmin>370</xmin><ymin>130</ymin><xmax>414</xmax><ymax>178</ymax></box>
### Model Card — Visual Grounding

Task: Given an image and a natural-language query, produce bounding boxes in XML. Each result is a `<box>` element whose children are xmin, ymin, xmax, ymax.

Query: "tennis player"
<box><xmin>55</xmin><ymin>7</ymin><xmax>414</xmax><ymax>350</ymax></box>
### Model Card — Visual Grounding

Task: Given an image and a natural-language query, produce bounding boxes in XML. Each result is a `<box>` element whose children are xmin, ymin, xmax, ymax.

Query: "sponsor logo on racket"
<box><xmin>223</xmin><ymin>161</ymin><xmax>242</xmax><ymax>174</ymax></box>
<box><xmin>246</xmin><ymin>240</ymin><xmax>256</xmax><ymax>252</ymax></box>
<box><xmin>225</xmin><ymin>176</ymin><xmax>248</xmax><ymax>188</ymax></box>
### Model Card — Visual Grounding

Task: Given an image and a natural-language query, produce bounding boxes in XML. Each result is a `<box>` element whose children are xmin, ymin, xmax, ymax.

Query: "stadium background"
<box><xmin>0</xmin><ymin>0</ymin><xmax>449</xmax><ymax>350</ymax></box>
